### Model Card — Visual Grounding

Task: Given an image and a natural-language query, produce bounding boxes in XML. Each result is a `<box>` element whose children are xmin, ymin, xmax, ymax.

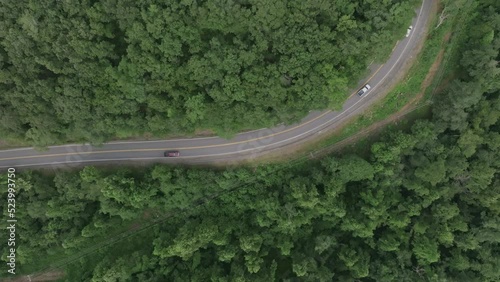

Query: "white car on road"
<box><xmin>406</xmin><ymin>25</ymin><xmax>413</xmax><ymax>37</ymax></box>
<box><xmin>357</xmin><ymin>84</ymin><xmax>371</xmax><ymax>97</ymax></box>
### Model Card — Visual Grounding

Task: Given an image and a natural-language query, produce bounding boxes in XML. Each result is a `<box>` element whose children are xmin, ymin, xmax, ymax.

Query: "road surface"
<box><xmin>0</xmin><ymin>0</ymin><xmax>434</xmax><ymax>170</ymax></box>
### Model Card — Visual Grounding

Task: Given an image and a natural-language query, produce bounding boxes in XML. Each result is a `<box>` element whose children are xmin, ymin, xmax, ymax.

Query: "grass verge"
<box><xmin>248</xmin><ymin>0</ymin><xmax>474</xmax><ymax>165</ymax></box>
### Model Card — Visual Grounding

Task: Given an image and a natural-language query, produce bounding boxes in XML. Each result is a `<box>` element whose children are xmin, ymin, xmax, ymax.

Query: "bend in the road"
<box><xmin>0</xmin><ymin>0</ymin><xmax>433</xmax><ymax>169</ymax></box>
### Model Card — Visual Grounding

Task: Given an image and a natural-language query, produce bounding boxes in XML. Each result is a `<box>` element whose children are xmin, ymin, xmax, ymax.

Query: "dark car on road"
<box><xmin>164</xmin><ymin>150</ymin><xmax>180</xmax><ymax>157</ymax></box>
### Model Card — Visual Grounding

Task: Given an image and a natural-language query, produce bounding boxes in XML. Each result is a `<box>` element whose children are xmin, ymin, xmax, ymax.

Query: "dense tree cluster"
<box><xmin>1</xmin><ymin>1</ymin><xmax>499</xmax><ymax>281</ymax></box>
<box><xmin>2</xmin><ymin>6</ymin><xmax>499</xmax><ymax>277</ymax></box>
<box><xmin>0</xmin><ymin>0</ymin><xmax>416</xmax><ymax>145</ymax></box>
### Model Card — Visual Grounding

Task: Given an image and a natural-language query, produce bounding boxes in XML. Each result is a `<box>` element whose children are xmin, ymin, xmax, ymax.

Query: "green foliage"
<box><xmin>0</xmin><ymin>0</ymin><xmax>416</xmax><ymax>145</ymax></box>
<box><xmin>1</xmin><ymin>1</ymin><xmax>499</xmax><ymax>281</ymax></box>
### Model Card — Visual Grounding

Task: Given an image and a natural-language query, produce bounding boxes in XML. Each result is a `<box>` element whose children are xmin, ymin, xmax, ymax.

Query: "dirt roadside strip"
<box><xmin>237</xmin><ymin>0</ymin><xmax>440</xmax><ymax>166</ymax></box>
<box><xmin>5</xmin><ymin>271</ymin><xmax>64</xmax><ymax>282</ymax></box>
<box><xmin>301</xmin><ymin>28</ymin><xmax>452</xmax><ymax>159</ymax></box>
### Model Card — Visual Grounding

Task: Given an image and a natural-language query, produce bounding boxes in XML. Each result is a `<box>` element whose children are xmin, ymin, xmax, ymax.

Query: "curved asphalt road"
<box><xmin>0</xmin><ymin>0</ymin><xmax>433</xmax><ymax>170</ymax></box>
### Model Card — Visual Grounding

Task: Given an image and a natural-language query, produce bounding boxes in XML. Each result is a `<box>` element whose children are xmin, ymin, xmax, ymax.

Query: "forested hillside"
<box><xmin>0</xmin><ymin>0</ymin><xmax>417</xmax><ymax>145</ymax></box>
<box><xmin>1</xmin><ymin>2</ymin><xmax>499</xmax><ymax>279</ymax></box>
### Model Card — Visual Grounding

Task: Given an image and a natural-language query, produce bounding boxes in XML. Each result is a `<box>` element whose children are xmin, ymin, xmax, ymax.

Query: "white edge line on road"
<box><xmin>0</xmin><ymin>0</ymin><xmax>427</xmax><ymax>165</ymax></box>
<box><xmin>0</xmin><ymin>113</ymin><xmax>319</xmax><ymax>153</ymax></box>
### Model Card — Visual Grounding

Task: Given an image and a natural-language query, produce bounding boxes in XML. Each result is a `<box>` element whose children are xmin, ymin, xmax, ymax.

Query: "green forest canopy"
<box><xmin>0</xmin><ymin>0</ymin><xmax>416</xmax><ymax>146</ymax></box>
<box><xmin>0</xmin><ymin>1</ymin><xmax>499</xmax><ymax>279</ymax></box>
